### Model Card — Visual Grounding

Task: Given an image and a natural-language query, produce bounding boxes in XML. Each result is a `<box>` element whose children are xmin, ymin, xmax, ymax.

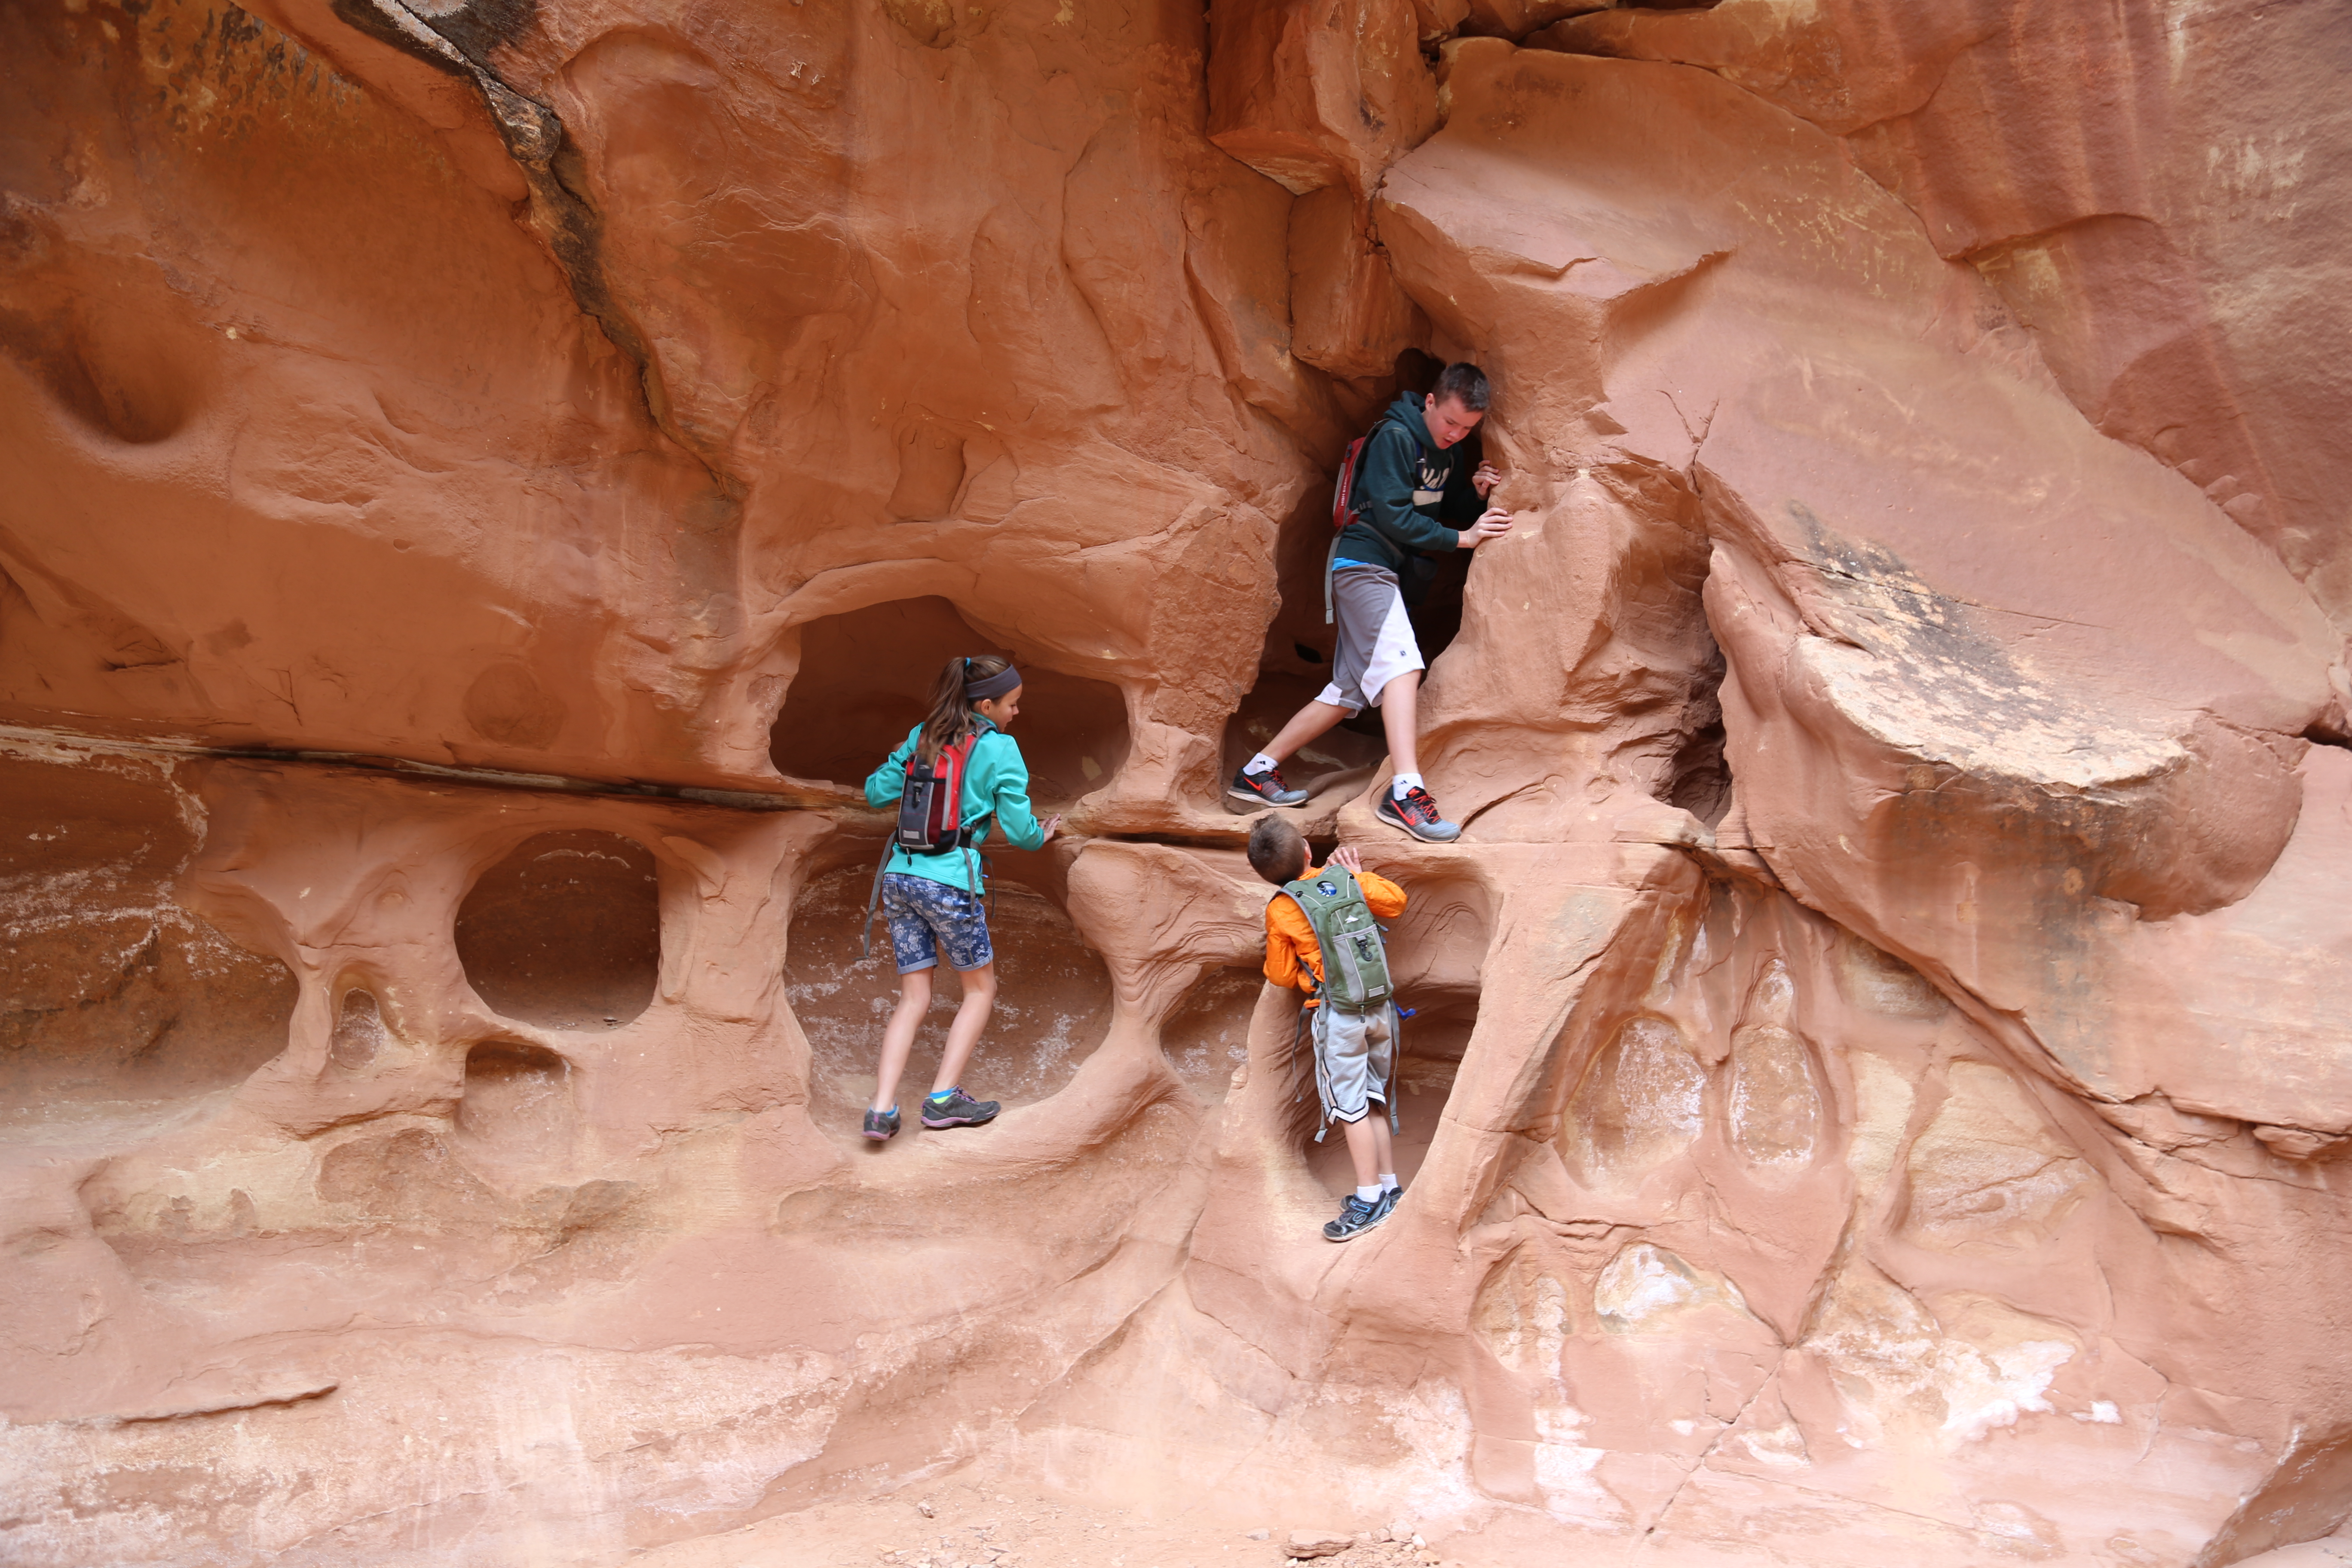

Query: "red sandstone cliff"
<box><xmin>3</xmin><ymin>1</ymin><xmax>2349</xmax><ymax>1564</ymax></box>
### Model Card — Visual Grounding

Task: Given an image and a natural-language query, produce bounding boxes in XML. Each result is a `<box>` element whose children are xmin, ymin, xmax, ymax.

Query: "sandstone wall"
<box><xmin>3</xmin><ymin>0</ymin><xmax>2349</xmax><ymax>1564</ymax></box>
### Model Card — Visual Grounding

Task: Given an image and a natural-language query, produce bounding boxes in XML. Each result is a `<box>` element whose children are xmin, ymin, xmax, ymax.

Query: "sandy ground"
<box><xmin>622</xmin><ymin>1483</ymin><xmax>2352</xmax><ymax>1568</ymax></box>
<box><xmin>624</xmin><ymin>1477</ymin><xmax>1479</xmax><ymax>1568</ymax></box>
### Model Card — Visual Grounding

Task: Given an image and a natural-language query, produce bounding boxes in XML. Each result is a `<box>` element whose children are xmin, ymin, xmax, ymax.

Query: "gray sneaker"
<box><xmin>1376</xmin><ymin>784</ymin><xmax>1459</xmax><ymax>843</ymax></box>
<box><xmin>920</xmin><ymin>1087</ymin><xmax>1000</xmax><ymax>1129</ymax></box>
<box><xmin>1322</xmin><ymin>1187</ymin><xmax>1399</xmax><ymax>1243</ymax></box>
<box><xmin>1228</xmin><ymin>763</ymin><xmax>1308</xmax><ymax>811</ymax></box>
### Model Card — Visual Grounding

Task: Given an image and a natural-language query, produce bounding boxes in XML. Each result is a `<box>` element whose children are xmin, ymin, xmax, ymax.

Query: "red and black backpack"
<box><xmin>1329</xmin><ymin>435</ymin><xmax>1370</xmax><ymax>534</ymax></box>
<box><xmin>1322</xmin><ymin>434</ymin><xmax>1373</xmax><ymax>624</ymax></box>
<box><xmin>894</xmin><ymin>731</ymin><xmax>985</xmax><ymax>854</ymax></box>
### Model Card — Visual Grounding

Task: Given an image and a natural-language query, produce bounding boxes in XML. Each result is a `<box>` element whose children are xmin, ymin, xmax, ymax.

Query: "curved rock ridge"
<box><xmin>3</xmin><ymin>1</ymin><xmax>2349</xmax><ymax>1566</ymax></box>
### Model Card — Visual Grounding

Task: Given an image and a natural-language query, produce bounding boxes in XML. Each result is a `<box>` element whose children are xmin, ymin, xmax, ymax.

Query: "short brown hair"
<box><xmin>1433</xmin><ymin>361</ymin><xmax>1489</xmax><ymax>412</ymax></box>
<box><xmin>1246</xmin><ymin>815</ymin><xmax>1309</xmax><ymax>886</ymax></box>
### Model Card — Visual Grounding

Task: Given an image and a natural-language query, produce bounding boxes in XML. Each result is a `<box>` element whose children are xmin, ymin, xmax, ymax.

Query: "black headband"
<box><xmin>963</xmin><ymin>662</ymin><xmax>1022</xmax><ymax>701</ymax></box>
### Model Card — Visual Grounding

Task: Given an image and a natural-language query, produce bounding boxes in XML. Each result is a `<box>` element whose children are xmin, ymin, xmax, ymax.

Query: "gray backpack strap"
<box><xmin>1386</xmin><ymin>1002</ymin><xmax>1402</xmax><ymax>1133</ymax></box>
<box><xmin>860</xmin><ymin>844</ymin><xmax>892</xmax><ymax>960</ymax></box>
<box><xmin>1288</xmin><ymin>1003</ymin><xmax>1325</xmax><ymax>1139</ymax></box>
<box><xmin>1312</xmin><ymin>1016</ymin><xmax>1336</xmax><ymax>1142</ymax></box>
<box><xmin>961</xmin><ymin>732</ymin><xmax>1002</xmax><ymax>908</ymax></box>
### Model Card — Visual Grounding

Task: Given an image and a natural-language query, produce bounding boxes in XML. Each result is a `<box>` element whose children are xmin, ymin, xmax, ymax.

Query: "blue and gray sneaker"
<box><xmin>1228</xmin><ymin>763</ymin><xmax>1308</xmax><ymax>811</ymax></box>
<box><xmin>862</xmin><ymin>1106</ymin><xmax>901</xmax><ymax>1142</ymax></box>
<box><xmin>921</xmin><ymin>1087</ymin><xmax>1000</xmax><ymax>1129</ymax></box>
<box><xmin>1322</xmin><ymin>1187</ymin><xmax>1399</xmax><ymax>1243</ymax></box>
<box><xmin>1375</xmin><ymin>784</ymin><xmax>1460</xmax><ymax>843</ymax></box>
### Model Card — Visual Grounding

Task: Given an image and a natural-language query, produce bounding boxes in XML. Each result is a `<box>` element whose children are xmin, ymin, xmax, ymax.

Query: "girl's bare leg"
<box><xmin>930</xmin><ymin>962</ymin><xmax>998</xmax><ymax>1093</ymax></box>
<box><xmin>871</xmin><ymin>968</ymin><xmax>934</xmax><ymax>1112</ymax></box>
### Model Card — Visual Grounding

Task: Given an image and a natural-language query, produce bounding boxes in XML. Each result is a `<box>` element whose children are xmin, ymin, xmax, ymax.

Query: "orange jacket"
<box><xmin>1263</xmin><ymin>865</ymin><xmax>1408</xmax><ymax>1006</ymax></box>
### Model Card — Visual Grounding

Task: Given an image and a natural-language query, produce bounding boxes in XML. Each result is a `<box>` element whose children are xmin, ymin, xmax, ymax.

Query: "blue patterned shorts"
<box><xmin>882</xmin><ymin>872</ymin><xmax>994</xmax><ymax>974</ymax></box>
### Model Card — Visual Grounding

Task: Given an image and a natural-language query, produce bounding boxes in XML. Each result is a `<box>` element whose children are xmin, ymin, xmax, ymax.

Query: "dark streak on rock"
<box><xmin>113</xmin><ymin>1380</ymin><xmax>340</xmax><ymax>1424</ymax></box>
<box><xmin>323</xmin><ymin>0</ymin><xmax>738</xmax><ymax>504</ymax></box>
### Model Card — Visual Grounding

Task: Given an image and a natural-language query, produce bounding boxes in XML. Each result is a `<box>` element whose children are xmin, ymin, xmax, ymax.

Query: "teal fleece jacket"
<box><xmin>863</xmin><ymin>716</ymin><xmax>1046</xmax><ymax>894</ymax></box>
<box><xmin>1333</xmin><ymin>391</ymin><xmax>1486</xmax><ymax>573</ymax></box>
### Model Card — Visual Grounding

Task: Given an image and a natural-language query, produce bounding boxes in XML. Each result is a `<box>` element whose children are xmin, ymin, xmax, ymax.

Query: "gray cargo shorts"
<box><xmin>1311</xmin><ymin>1001</ymin><xmax>1396</xmax><ymax>1125</ymax></box>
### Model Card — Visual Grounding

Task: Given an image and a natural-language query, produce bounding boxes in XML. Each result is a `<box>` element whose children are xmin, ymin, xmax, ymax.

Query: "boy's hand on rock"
<box><xmin>1459</xmin><ymin>508</ymin><xmax>1513</xmax><ymax>548</ymax></box>
<box><xmin>1329</xmin><ymin>845</ymin><xmax>1364</xmax><ymax>874</ymax></box>
<box><xmin>1471</xmin><ymin>461</ymin><xmax>1502</xmax><ymax>498</ymax></box>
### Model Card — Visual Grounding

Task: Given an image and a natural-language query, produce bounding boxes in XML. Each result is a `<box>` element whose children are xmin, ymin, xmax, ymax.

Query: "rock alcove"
<box><xmin>3</xmin><ymin>0</ymin><xmax>2350</xmax><ymax>1564</ymax></box>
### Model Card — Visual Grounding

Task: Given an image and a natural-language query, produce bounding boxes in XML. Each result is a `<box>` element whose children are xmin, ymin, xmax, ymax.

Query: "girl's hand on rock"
<box><xmin>1039</xmin><ymin>814</ymin><xmax>1063</xmax><ymax>844</ymax></box>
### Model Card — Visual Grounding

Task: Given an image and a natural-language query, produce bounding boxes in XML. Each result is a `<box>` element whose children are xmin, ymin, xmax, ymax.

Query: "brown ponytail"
<box><xmin>916</xmin><ymin>654</ymin><xmax>1011</xmax><ymax>766</ymax></box>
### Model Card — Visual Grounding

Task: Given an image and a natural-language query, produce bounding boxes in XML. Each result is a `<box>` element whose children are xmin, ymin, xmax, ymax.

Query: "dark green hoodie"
<box><xmin>1333</xmin><ymin>390</ymin><xmax>1486</xmax><ymax>574</ymax></box>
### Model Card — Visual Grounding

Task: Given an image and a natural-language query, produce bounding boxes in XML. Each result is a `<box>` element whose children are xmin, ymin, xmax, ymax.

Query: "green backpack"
<box><xmin>1282</xmin><ymin>868</ymin><xmax>1393</xmax><ymax>1014</ymax></box>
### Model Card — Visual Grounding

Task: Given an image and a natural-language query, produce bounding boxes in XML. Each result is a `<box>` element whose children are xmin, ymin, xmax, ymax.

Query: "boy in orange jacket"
<box><xmin>1248</xmin><ymin>815</ymin><xmax>1410</xmax><ymax>1241</ymax></box>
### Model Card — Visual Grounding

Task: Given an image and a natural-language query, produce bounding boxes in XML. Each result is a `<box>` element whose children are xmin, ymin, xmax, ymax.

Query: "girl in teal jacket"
<box><xmin>858</xmin><ymin>654</ymin><xmax>1060</xmax><ymax>1141</ymax></box>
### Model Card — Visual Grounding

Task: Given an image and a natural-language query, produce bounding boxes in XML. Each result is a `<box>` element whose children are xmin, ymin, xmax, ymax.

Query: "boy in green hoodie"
<box><xmin>1229</xmin><ymin>362</ymin><xmax>1512</xmax><ymax>841</ymax></box>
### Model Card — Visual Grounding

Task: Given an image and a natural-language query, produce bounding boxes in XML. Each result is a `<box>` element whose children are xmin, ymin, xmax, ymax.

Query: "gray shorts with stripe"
<box><xmin>1317</xmin><ymin>563</ymin><xmax>1425</xmax><ymax>713</ymax></box>
<box><xmin>1312</xmin><ymin>1001</ymin><xmax>1397</xmax><ymax>1125</ymax></box>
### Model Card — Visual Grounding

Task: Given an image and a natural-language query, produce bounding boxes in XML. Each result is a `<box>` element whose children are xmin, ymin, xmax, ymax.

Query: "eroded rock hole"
<box><xmin>454</xmin><ymin>1040</ymin><xmax>573</xmax><ymax>1165</ymax></box>
<box><xmin>784</xmin><ymin>863</ymin><xmax>1114</xmax><ymax>1133</ymax></box>
<box><xmin>1299</xmin><ymin>861</ymin><xmax>1489</xmax><ymax>1197</ymax></box>
<box><xmin>1163</xmin><ymin>968</ymin><xmax>1262</xmax><ymax>1105</ymax></box>
<box><xmin>1300</xmin><ymin>993</ymin><xmax>1480</xmax><ymax>1200</ymax></box>
<box><xmin>0</xmin><ymin>296</ymin><xmax>197</xmax><ymax>445</ymax></box>
<box><xmin>1660</xmin><ymin>633</ymin><xmax>1731</xmax><ymax>825</ymax></box>
<box><xmin>770</xmin><ymin>596</ymin><xmax>1130</xmax><ymax>806</ymax></box>
<box><xmin>330</xmin><ymin>988</ymin><xmax>388</xmax><ymax>1069</ymax></box>
<box><xmin>0</xmin><ymin>754</ymin><xmax>296</xmax><ymax>1130</ymax></box>
<box><xmin>453</xmin><ymin>831</ymin><xmax>659</xmax><ymax>1030</ymax></box>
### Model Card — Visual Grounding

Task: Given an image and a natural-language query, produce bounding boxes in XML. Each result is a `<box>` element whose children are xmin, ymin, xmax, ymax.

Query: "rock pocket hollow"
<box><xmin>785</xmin><ymin>862</ymin><xmax>1114</xmax><ymax>1133</ymax></box>
<box><xmin>453</xmin><ymin>830</ymin><xmax>661</xmax><ymax>1031</ymax></box>
<box><xmin>454</xmin><ymin>1039</ymin><xmax>574</xmax><ymax>1167</ymax></box>
<box><xmin>769</xmin><ymin>596</ymin><xmax>1131</xmax><ymax>805</ymax></box>
<box><xmin>0</xmin><ymin>754</ymin><xmax>296</xmax><ymax>1124</ymax></box>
